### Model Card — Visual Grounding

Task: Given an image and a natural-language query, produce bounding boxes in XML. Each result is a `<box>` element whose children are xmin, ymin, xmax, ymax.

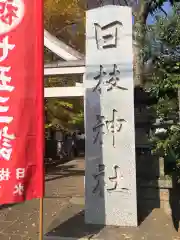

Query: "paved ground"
<box><xmin>0</xmin><ymin>158</ymin><xmax>179</xmax><ymax>240</ymax></box>
<box><xmin>0</xmin><ymin>158</ymin><xmax>85</xmax><ymax>240</ymax></box>
<box><xmin>45</xmin><ymin>205</ymin><xmax>180</xmax><ymax>240</ymax></box>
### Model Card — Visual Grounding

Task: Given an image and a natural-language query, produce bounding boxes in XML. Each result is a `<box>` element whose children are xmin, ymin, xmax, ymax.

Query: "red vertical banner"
<box><xmin>0</xmin><ymin>0</ymin><xmax>44</xmax><ymax>204</ymax></box>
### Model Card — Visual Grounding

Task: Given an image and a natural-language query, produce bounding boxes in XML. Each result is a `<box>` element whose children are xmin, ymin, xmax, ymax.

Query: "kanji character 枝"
<box><xmin>93</xmin><ymin>65</ymin><xmax>107</xmax><ymax>94</ymax></box>
<box><xmin>106</xmin><ymin>64</ymin><xmax>127</xmax><ymax>91</ymax></box>
<box><xmin>0</xmin><ymin>0</ymin><xmax>18</xmax><ymax>26</ymax></box>
<box><xmin>92</xmin><ymin>64</ymin><xmax>127</xmax><ymax>94</ymax></box>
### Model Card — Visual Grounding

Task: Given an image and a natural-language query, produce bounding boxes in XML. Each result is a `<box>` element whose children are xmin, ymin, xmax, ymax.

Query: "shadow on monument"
<box><xmin>45</xmin><ymin>88</ymin><xmax>105</xmax><ymax>238</ymax></box>
<box><xmin>84</xmin><ymin>88</ymin><xmax>106</xmax><ymax>226</ymax></box>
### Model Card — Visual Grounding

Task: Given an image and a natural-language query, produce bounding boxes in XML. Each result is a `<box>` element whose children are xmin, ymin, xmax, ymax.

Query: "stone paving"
<box><xmin>45</xmin><ymin>204</ymin><xmax>180</xmax><ymax>240</ymax></box>
<box><xmin>0</xmin><ymin>158</ymin><xmax>179</xmax><ymax>240</ymax></box>
<box><xmin>0</xmin><ymin>158</ymin><xmax>85</xmax><ymax>240</ymax></box>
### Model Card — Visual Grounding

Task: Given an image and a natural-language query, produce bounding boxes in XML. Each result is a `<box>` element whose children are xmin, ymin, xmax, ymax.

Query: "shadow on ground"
<box><xmin>45</xmin><ymin>160</ymin><xmax>85</xmax><ymax>182</ymax></box>
<box><xmin>45</xmin><ymin>206</ymin><xmax>180</xmax><ymax>240</ymax></box>
<box><xmin>45</xmin><ymin>206</ymin><xmax>104</xmax><ymax>239</ymax></box>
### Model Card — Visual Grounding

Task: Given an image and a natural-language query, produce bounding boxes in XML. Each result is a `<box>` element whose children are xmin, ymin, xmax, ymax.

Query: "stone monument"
<box><xmin>84</xmin><ymin>5</ymin><xmax>137</xmax><ymax>226</ymax></box>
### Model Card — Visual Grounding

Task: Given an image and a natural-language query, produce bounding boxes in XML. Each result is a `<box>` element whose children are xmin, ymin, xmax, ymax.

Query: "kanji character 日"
<box><xmin>94</xmin><ymin>21</ymin><xmax>122</xmax><ymax>49</ymax></box>
<box><xmin>0</xmin><ymin>0</ymin><xmax>19</xmax><ymax>25</ymax></box>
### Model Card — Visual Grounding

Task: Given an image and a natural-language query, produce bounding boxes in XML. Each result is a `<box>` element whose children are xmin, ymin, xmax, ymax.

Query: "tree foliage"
<box><xmin>148</xmin><ymin>7</ymin><xmax>180</xmax><ymax>178</ymax></box>
<box><xmin>132</xmin><ymin>0</ymin><xmax>179</xmax><ymax>85</ymax></box>
<box><xmin>44</xmin><ymin>0</ymin><xmax>85</xmax><ymax>54</ymax></box>
<box><xmin>45</xmin><ymin>75</ymin><xmax>84</xmax><ymax>131</ymax></box>
<box><xmin>44</xmin><ymin>0</ymin><xmax>85</xmax><ymax>132</ymax></box>
<box><xmin>43</xmin><ymin>0</ymin><xmax>179</xmax><ymax>135</ymax></box>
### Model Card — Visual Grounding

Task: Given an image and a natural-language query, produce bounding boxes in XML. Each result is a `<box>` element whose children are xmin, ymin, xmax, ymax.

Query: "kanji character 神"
<box><xmin>0</xmin><ymin>36</ymin><xmax>15</xmax><ymax>62</ymax></box>
<box><xmin>93</xmin><ymin>109</ymin><xmax>126</xmax><ymax>147</ymax></box>
<box><xmin>0</xmin><ymin>167</ymin><xmax>10</xmax><ymax>181</ymax></box>
<box><xmin>16</xmin><ymin>168</ymin><xmax>25</xmax><ymax>180</ymax></box>
<box><xmin>0</xmin><ymin>126</ymin><xmax>15</xmax><ymax>161</ymax></box>
<box><xmin>106</xmin><ymin>109</ymin><xmax>126</xmax><ymax>147</ymax></box>
<box><xmin>93</xmin><ymin>115</ymin><xmax>106</xmax><ymax>144</ymax></box>
<box><xmin>13</xmin><ymin>183</ymin><xmax>24</xmax><ymax>195</ymax></box>
<box><xmin>0</xmin><ymin>0</ymin><xmax>19</xmax><ymax>26</ymax></box>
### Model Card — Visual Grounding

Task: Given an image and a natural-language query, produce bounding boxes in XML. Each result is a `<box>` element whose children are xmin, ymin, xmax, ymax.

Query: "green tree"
<box><xmin>44</xmin><ymin>0</ymin><xmax>179</xmax><ymax>132</ymax></box>
<box><xmin>45</xmin><ymin>75</ymin><xmax>84</xmax><ymax>131</ymax></box>
<box><xmin>131</xmin><ymin>0</ymin><xmax>179</xmax><ymax>86</ymax></box>
<box><xmin>148</xmin><ymin>7</ymin><xmax>180</xmax><ymax>178</ymax></box>
<box><xmin>44</xmin><ymin>0</ymin><xmax>85</xmax><ymax>54</ymax></box>
<box><xmin>44</xmin><ymin>0</ymin><xmax>85</xmax><ymax>131</ymax></box>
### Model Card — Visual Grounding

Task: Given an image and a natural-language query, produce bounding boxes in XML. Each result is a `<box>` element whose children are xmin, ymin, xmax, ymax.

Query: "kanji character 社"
<box><xmin>92</xmin><ymin>164</ymin><xmax>105</xmax><ymax>197</ymax></box>
<box><xmin>106</xmin><ymin>165</ymin><xmax>129</xmax><ymax>193</ymax></box>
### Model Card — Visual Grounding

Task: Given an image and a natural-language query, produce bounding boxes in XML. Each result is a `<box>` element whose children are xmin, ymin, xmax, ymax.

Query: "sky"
<box><xmin>147</xmin><ymin>1</ymin><xmax>172</xmax><ymax>24</ymax></box>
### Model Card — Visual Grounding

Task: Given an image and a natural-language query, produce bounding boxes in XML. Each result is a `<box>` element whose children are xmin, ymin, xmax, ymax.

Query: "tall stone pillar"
<box><xmin>84</xmin><ymin>5</ymin><xmax>137</xmax><ymax>226</ymax></box>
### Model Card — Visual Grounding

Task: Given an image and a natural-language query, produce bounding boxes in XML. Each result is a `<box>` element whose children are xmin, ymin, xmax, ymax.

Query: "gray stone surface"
<box><xmin>84</xmin><ymin>6</ymin><xmax>137</xmax><ymax>226</ymax></box>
